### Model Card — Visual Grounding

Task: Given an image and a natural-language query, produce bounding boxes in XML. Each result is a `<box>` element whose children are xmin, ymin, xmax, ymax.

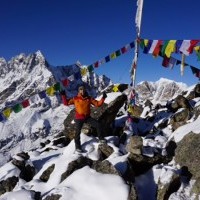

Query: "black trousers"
<box><xmin>74</xmin><ymin>117</ymin><xmax>104</xmax><ymax>149</ymax></box>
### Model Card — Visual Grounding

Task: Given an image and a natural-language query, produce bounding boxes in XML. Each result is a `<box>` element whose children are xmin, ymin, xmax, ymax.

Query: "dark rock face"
<box><xmin>175</xmin><ymin>133</ymin><xmax>200</xmax><ymax>180</ymax></box>
<box><xmin>186</xmin><ymin>83</ymin><xmax>200</xmax><ymax>99</ymax></box>
<box><xmin>98</xmin><ymin>143</ymin><xmax>114</xmax><ymax>160</ymax></box>
<box><xmin>157</xmin><ymin>173</ymin><xmax>181</xmax><ymax>200</ymax></box>
<box><xmin>11</xmin><ymin>152</ymin><xmax>36</xmax><ymax>182</ymax></box>
<box><xmin>175</xmin><ymin>132</ymin><xmax>200</xmax><ymax>195</ymax></box>
<box><xmin>60</xmin><ymin>156</ymin><xmax>93</xmax><ymax>182</ymax></box>
<box><xmin>128</xmin><ymin>154</ymin><xmax>172</xmax><ymax>176</ymax></box>
<box><xmin>168</xmin><ymin>95</ymin><xmax>192</xmax><ymax>113</ymax></box>
<box><xmin>43</xmin><ymin>194</ymin><xmax>62</xmax><ymax>200</ymax></box>
<box><xmin>60</xmin><ymin>156</ymin><xmax>120</xmax><ymax>183</ymax></box>
<box><xmin>170</xmin><ymin>108</ymin><xmax>190</xmax><ymax>130</ymax></box>
<box><xmin>40</xmin><ymin>164</ymin><xmax>55</xmax><ymax>182</ymax></box>
<box><xmin>0</xmin><ymin>176</ymin><xmax>19</xmax><ymax>196</ymax></box>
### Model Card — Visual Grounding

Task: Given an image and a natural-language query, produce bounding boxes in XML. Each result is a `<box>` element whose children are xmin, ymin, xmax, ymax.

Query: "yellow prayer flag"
<box><xmin>144</xmin><ymin>39</ymin><xmax>149</xmax><ymax>46</ymax></box>
<box><xmin>80</xmin><ymin>68</ymin><xmax>88</xmax><ymax>76</ymax></box>
<box><xmin>112</xmin><ymin>84</ymin><xmax>119</xmax><ymax>92</ymax></box>
<box><xmin>46</xmin><ymin>86</ymin><xmax>55</xmax><ymax>96</ymax></box>
<box><xmin>165</xmin><ymin>40</ymin><xmax>176</xmax><ymax>58</ymax></box>
<box><xmin>194</xmin><ymin>46</ymin><xmax>200</xmax><ymax>51</ymax></box>
<box><xmin>110</xmin><ymin>52</ymin><xmax>116</xmax><ymax>59</ymax></box>
<box><xmin>3</xmin><ymin>108</ymin><xmax>12</xmax><ymax>118</ymax></box>
<box><xmin>194</xmin><ymin>46</ymin><xmax>200</xmax><ymax>61</ymax></box>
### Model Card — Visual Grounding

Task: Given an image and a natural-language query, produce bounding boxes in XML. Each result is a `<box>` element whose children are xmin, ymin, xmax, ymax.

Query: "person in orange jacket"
<box><xmin>60</xmin><ymin>85</ymin><xmax>107</xmax><ymax>153</ymax></box>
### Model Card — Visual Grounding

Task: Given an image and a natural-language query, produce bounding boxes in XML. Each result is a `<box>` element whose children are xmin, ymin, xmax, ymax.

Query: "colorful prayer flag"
<box><xmin>194</xmin><ymin>46</ymin><xmax>200</xmax><ymax>61</ymax></box>
<box><xmin>61</xmin><ymin>79</ymin><xmax>69</xmax><ymax>87</ymax></box>
<box><xmin>165</xmin><ymin>40</ymin><xmax>176</xmax><ymax>58</ymax></box>
<box><xmin>176</xmin><ymin>60</ymin><xmax>181</xmax><ymax>65</ymax></box>
<box><xmin>148</xmin><ymin>40</ymin><xmax>158</xmax><ymax>54</ymax></box>
<box><xmin>115</xmin><ymin>49</ymin><xmax>121</xmax><ymax>57</ymax></box>
<box><xmin>110</xmin><ymin>52</ymin><xmax>116</xmax><ymax>59</ymax></box>
<box><xmin>105</xmin><ymin>56</ymin><xmax>110</xmax><ymax>62</ymax></box>
<box><xmin>121</xmin><ymin>46</ymin><xmax>128</xmax><ymax>54</ymax></box>
<box><xmin>94</xmin><ymin>61</ymin><xmax>99</xmax><ymax>68</ymax></box>
<box><xmin>22</xmin><ymin>99</ymin><xmax>30</xmax><ymax>108</ymax></box>
<box><xmin>39</xmin><ymin>91</ymin><xmax>46</xmax><ymax>99</ymax></box>
<box><xmin>0</xmin><ymin>113</ymin><xmax>4</xmax><ymax>122</ymax></box>
<box><xmin>161</xmin><ymin>40</ymin><xmax>169</xmax><ymax>56</ymax></box>
<box><xmin>129</xmin><ymin>42</ymin><xmax>135</xmax><ymax>49</ymax></box>
<box><xmin>3</xmin><ymin>108</ymin><xmax>12</xmax><ymax>118</ymax></box>
<box><xmin>80</xmin><ymin>68</ymin><xmax>88</xmax><ymax>76</ymax></box>
<box><xmin>162</xmin><ymin>56</ymin><xmax>170</xmax><ymax>67</ymax></box>
<box><xmin>54</xmin><ymin>82</ymin><xmax>61</xmax><ymax>91</ymax></box>
<box><xmin>87</xmin><ymin>65</ymin><xmax>94</xmax><ymax>72</ymax></box>
<box><xmin>74</xmin><ymin>72</ymin><xmax>81</xmax><ymax>79</ymax></box>
<box><xmin>46</xmin><ymin>86</ymin><xmax>55</xmax><ymax>96</ymax></box>
<box><xmin>13</xmin><ymin>104</ymin><xmax>22</xmax><ymax>113</ymax></box>
<box><xmin>29</xmin><ymin>94</ymin><xmax>40</xmax><ymax>104</ymax></box>
<box><xmin>152</xmin><ymin>40</ymin><xmax>162</xmax><ymax>57</ymax></box>
<box><xmin>169</xmin><ymin>57</ymin><xmax>177</xmax><ymax>69</ymax></box>
<box><xmin>187</xmin><ymin>40</ymin><xmax>199</xmax><ymax>54</ymax></box>
<box><xmin>68</xmin><ymin>74</ymin><xmax>75</xmax><ymax>81</ymax></box>
<box><xmin>100</xmin><ymin>58</ymin><xmax>106</xmax><ymax>65</ymax></box>
<box><xmin>175</xmin><ymin>40</ymin><xmax>183</xmax><ymax>53</ymax></box>
<box><xmin>190</xmin><ymin>66</ymin><xmax>200</xmax><ymax>78</ymax></box>
<box><xmin>112</xmin><ymin>85</ymin><xmax>119</xmax><ymax>92</ymax></box>
<box><xmin>179</xmin><ymin>40</ymin><xmax>191</xmax><ymax>56</ymax></box>
<box><xmin>143</xmin><ymin>40</ymin><xmax>152</xmax><ymax>54</ymax></box>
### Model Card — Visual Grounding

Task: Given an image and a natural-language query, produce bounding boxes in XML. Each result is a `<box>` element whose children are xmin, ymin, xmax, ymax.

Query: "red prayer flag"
<box><xmin>62</xmin><ymin>79</ymin><xmax>69</xmax><ymax>87</ymax></box>
<box><xmin>121</xmin><ymin>46</ymin><xmax>128</xmax><ymax>54</ymax></box>
<box><xmin>94</xmin><ymin>61</ymin><xmax>99</xmax><ymax>68</ymax></box>
<box><xmin>162</xmin><ymin>56</ymin><xmax>170</xmax><ymax>67</ymax></box>
<box><xmin>187</xmin><ymin>40</ymin><xmax>200</xmax><ymax>54</ymax></box>
<box><xmin>21</xmin><ymin>99</ymin><xmax>30</xmax><ymax>108</ymax></box>
<box><xmin>153</xmin><ymin>40</ymin><xmax>162</xmax><ymax>57</ymax></box>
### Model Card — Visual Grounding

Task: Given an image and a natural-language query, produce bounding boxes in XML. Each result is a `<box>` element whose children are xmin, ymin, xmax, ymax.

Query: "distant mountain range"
<box><xmin>136</xmin><ymin>78</ymin><xmax>188</xmax><ymax>104</ymax></box>
<box><xmin>0</xmin><ymin>51</ymin><xmax>112</xmax><ymax>110</ymax></box>
<box><xmin>0</xmin><ymin>51</ymin><xmax>190</xmax><ymax>110</ymax></box>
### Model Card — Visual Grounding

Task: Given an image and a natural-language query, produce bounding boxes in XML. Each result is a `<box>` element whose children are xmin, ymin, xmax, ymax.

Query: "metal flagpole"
<box><xmin>131</xmin><ymin>0</ymin><xmax>144</xmax><ymax>88</ymax></box>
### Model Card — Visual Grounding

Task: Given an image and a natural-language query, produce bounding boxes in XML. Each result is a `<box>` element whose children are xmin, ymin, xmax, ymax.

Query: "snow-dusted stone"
<box><xmin>126</xmin><ymin>135</ymin><xmax>143</xmax><ymax>155</ymax></box>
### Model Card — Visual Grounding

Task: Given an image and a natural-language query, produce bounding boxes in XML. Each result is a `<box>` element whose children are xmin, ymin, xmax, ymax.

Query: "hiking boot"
<box><xmin>99</xmin><ymin>139</ymin><xmax>107</xmax><ymax>144</ymax></box>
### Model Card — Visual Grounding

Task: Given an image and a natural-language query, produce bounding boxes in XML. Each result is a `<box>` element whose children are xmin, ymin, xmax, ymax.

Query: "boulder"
<box><xmin>0</xmin><ymin>176</ymin><xmax>19</xmax><ymax>196</ymax></box>
<box><xmin>175</xmin><ymin>133</ymin><xmax>200</xmax><ymax>180</ymax></box>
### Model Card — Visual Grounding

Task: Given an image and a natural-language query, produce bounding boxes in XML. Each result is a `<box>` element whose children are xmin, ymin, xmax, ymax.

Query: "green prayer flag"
<box><xmin>115</xmin><ymin>49</ymin><xmax>121</xmax><ymax>57</ymax></box>
<box><xmin>161</xmin><ymin>40</ymin><xmax>169</xmax><ymax>56</ymax></box>
<box><xmin>87</xmin><ymin>65</ymin><xmax>94</xmax><ymax>72</ymax></box>
<box><xmin>54</xmin><ymin>82</ymin><xmax>61</xmax><ymax>91</ymax></box>
<box><xmin>13</xmin><ymin>104</ymin><xmax>23</xmax><ymax>113</ymax></box>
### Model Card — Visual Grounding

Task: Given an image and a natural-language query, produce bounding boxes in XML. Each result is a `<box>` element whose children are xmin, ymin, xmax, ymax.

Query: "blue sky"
<box><xmin>1</xmin><ymin>0</ymin><xmax>200</xmax><ymax>86</ymax></box>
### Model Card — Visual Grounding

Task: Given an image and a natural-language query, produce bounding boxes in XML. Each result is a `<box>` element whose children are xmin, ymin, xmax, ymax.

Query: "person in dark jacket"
<box><xmin>61</xmin><ymin>85</ymin><xmax>107</xmax><ymax>152</ymax></box>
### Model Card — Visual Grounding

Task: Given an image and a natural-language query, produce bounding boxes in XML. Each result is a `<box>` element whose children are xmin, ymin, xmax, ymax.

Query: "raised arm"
<box><xmin>60</xmin><ymin>90</ymin><xmax>74</xmax><ymax>106</ymax></box>
<box><xmin>90</xmin><ymin>92</ymin><xmax>107</xmax><ymax>107</ymax></box>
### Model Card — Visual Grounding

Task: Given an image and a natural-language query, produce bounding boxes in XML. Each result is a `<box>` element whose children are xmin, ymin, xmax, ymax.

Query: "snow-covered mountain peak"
<box><xmin>136</xmin><ymin>77</ymin><xmax>188</xmax><ymax>104</ymax></box>
<box><xmin>0</xmin><ymin>51</ymin><xmax>112</xmax><ymax>109</ymax></box>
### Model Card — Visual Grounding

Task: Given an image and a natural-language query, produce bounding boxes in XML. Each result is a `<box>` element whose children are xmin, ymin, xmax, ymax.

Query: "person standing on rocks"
<box><xmin>60</xmin><ymin>85</ymin><xmax>107</xmax><ymax>153</ymax></box>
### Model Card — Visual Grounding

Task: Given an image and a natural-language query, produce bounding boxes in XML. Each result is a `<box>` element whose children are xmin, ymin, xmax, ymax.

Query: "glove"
<box><xmin>60</xmin><ymin>90</ymin><xmax>66</xmax><ymax>95</ymax></box>
<box><xmin>102</xmin><ymin>92</ymin><xmax>107</xmax><ymax>99</ymax></box>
